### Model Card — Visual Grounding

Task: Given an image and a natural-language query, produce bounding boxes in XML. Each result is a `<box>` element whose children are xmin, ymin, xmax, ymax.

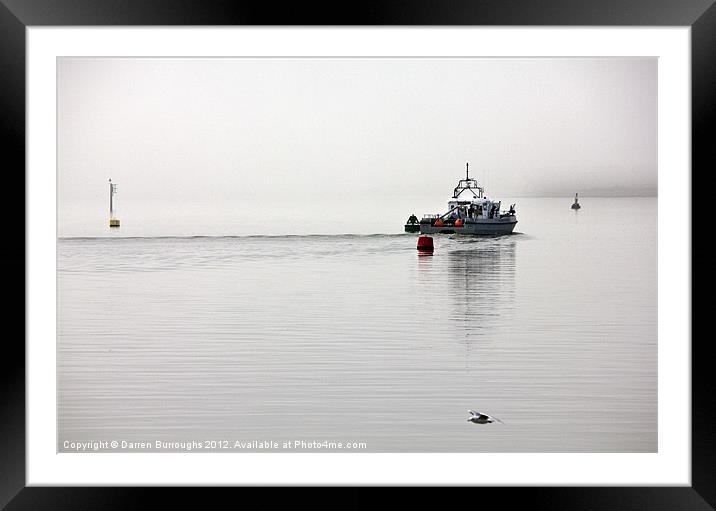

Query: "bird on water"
<box><xmin>467</xmin><ymin>410</ymin><xmax>504</xmax><ymax>424</ymax></box>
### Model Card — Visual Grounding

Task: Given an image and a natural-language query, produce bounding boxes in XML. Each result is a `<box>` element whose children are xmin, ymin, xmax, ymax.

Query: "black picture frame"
<box><xmin>2</xmin><ymin>0</ymin><xmax>709</xmax><ymax>508</ymax></box>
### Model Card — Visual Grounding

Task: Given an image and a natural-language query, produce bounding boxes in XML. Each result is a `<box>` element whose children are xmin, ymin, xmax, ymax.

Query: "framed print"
<box><xmin>2</xmin><ymin>0</ymin><xmax>710</xmax><ymax>508</ymax></box>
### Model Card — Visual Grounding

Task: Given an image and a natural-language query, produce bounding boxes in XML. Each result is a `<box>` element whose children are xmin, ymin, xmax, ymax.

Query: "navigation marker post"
<box><xmin>109</xmin><ymin>178</ymin><xmax>120</xmax><ymax>227</ymax></box>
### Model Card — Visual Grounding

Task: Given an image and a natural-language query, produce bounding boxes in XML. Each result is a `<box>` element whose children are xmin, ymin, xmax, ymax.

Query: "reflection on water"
<box><xmin>416</xmin><ymin>237</ymin><xmax>516</xmax><ymax>347</ymax></box>
<box><xmin>447</xmin><ymin>238</ymin><xmax>516</xmax><ymax>328</ymax></box>
<box><xmin>58</xmin><ymin>199</ymin><xmax>657</xmax><ymax>453</ymax></box>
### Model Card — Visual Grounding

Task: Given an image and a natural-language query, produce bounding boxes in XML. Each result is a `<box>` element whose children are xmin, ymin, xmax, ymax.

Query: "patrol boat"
<box><xmin>419</xmin><ymin>163</ymin><xmax>517</xmax><ymax>235</ymax></box>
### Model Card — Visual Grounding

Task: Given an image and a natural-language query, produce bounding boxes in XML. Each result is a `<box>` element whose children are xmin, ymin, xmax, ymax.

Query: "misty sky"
<box><xmin>58</xmin><ymin>57</ymin><xmax>656</xmax><ymax>215</ymax></box>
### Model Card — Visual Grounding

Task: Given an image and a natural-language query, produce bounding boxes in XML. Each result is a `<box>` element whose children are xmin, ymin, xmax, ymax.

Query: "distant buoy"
<box><xmin>434</xmin><ymin>218</ymin><xmax>444</xmax><ymax>227</ymax></box>
<box><xmin>417</xmin><ymin>235</ymin><xmax>434</xmax><ymax>252</ymax></box>
<box><xmin>454</xmin><ymin>218</ymin><xmax>464</xmax><ymax>227</ymax></box>
<box><xmin>404</xmin><ymin>213</ymin><xmax>420</xmax><ymax>233</ymax></box>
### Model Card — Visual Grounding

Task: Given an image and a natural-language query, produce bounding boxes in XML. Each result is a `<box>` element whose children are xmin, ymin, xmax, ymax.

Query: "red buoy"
<box><xmin>417</xmin><ymin>235</ymin><xmax>434</xmax><ymax>252</ymax></box>
<box><xmin>454</xmin><ymin>218</ymin><xmax>464</xmax><ymax>227</ymax></box>
<box><xmin>434</xmin><ymin>218</ymin><xmax>444</xmax><ymax>227</ymax></box>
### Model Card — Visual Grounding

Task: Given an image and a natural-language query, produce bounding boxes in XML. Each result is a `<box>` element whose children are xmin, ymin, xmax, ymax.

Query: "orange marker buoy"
<box><xmin>454</xmin><ymin>218</ymin><xmax>464</xmax><ymax>227</ymax></box>
<box><xmin>417</xmin><ymin>235</ymin><xmax>434</xmax><ymax>252</ymax></box>
<box><xmin>434</xmin><ymin>219</ymin><xmax>444</xmax><ymax>227</ymax></box>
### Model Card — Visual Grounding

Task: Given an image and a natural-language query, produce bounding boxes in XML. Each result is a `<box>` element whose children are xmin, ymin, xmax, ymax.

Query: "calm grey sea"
<box><xmin>58</xmin><ymin>198</ymin><xmax>656</xmax><ymax>452</ymax></box>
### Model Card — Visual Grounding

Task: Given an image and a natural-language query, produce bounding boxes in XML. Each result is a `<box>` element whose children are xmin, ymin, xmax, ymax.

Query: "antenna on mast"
<box><xmin>466</xmin><ymin>162</ymin><xmax>469</xmax><ymax>179</ymax></box>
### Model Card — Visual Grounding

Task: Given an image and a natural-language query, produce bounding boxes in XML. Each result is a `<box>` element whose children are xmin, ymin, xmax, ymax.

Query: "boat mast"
<box><xmin>452</xmin><ymin>162</ymin><xmax>485</xmax><ymax>199</ymax></box>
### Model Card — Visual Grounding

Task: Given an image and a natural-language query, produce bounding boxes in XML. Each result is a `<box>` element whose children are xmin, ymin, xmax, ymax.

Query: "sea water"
<box><xmin>57</xmin><ymin>198</ymin><xmax>656</xmax><ymax>452</ymax></box>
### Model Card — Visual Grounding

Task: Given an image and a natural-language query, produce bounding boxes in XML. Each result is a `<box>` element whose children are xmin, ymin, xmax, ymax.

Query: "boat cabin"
<box><xmin>416</xmin><ymin>163</ymin><xmax>518</xmax><ymax>235</ymax></box>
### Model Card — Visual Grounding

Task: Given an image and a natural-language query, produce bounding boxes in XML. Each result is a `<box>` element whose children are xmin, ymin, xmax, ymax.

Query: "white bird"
<box><xmin>467</xmin><ymin>410</ymin><xmax>504</xmax><ymax>424</ymax></box>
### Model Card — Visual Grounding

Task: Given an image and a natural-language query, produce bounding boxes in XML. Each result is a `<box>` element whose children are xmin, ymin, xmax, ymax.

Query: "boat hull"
<box><xmin>420</xmin><ymin>217</ymin><xmax>517</xmax><ymax>235</ymax></box>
